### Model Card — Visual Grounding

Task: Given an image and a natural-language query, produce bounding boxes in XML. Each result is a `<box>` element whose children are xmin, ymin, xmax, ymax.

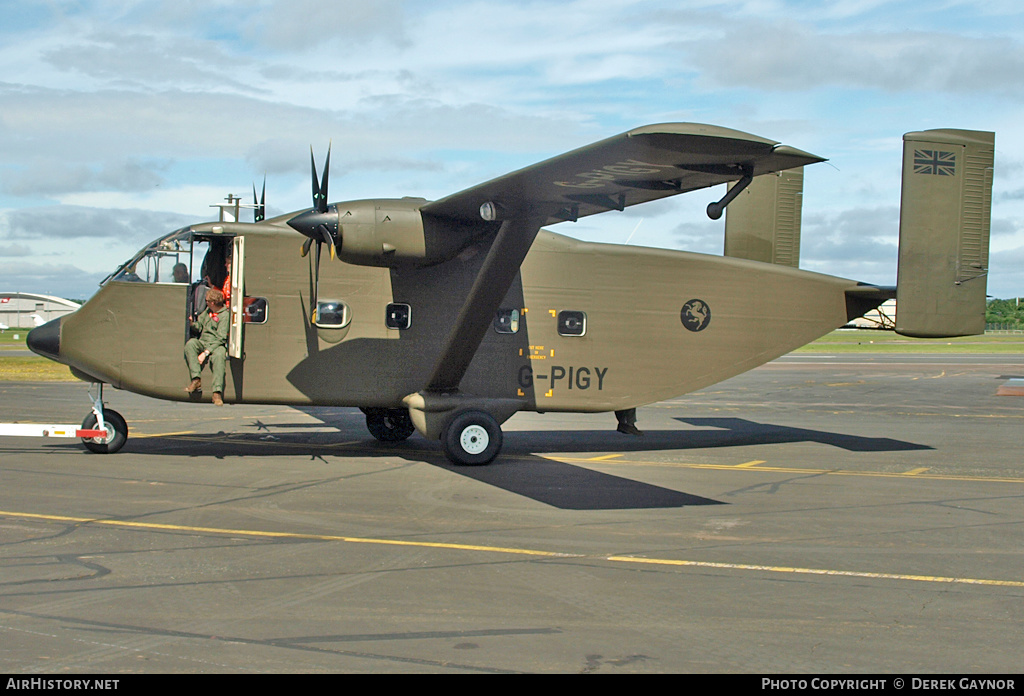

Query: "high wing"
<box><xmin>418</xmin><ymin>123</ymin><xmax>824</xmax><ymax>397</ymax></box>
<box><xmin>420</xmin><ymin>123</ymin><xmax>824</xmax><ymax>225</ymax></box>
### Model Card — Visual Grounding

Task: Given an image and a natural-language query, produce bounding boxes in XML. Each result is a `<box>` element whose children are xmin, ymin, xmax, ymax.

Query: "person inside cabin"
<box><xmin>221</xmin><ymin>251</ymin><xmax>232</xmax><ymax>304</ymax></box>
<box><xmin>172</xmin><ymin>263</ymin><xmax>189</xmax><ymax>284</ymax></box>
<box><xmin>184</xmin><ymin>288</ymin><xmax>230</xmax><ymax>406</ymax></box>
<box><xmin>189</xmin><ymin>258</ymin><xmax>211</xmax><ymax>322</ymax></box>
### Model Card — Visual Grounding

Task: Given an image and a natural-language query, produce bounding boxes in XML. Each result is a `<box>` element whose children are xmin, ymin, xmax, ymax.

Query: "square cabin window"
<box><xmin>493</xmin><ymin>308</ymin><xmax>520</xmax><ymax>334</ymax></box>
<box><xmin>316</xmin><ymin>300</ymin><xmax>350</xmax><ymax>329</ymax></box>
<box><xmin>385</xmin><ymin>303</ymin><xmax>411</xmax><ymax>330</ymax></box>
<box><xmin>557</xmin><ymin>310</ymin><xmax>586</xmax><ymax>336</ymax></box>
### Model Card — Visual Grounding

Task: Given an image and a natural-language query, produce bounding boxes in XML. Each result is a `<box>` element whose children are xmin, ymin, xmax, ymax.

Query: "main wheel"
<box><xmin>442</xmin><ymin>410</ymin><xmax>502</xmax><ymax>466</ymax></box>
<box><xmin>365</xmin><ymin>408</ymin><xmax>415</xmax><ymax>442</ymax></box>
<box><xmin>81</xmin><ymin>409</ymin><xmax>128</xmax><ymax>454</ymax></box>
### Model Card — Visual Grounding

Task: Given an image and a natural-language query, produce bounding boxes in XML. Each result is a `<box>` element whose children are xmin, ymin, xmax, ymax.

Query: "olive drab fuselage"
<box><xmin>58</xmin><ymin>219</ymin><xmax>859</xmax><ymax>411</ymax></box>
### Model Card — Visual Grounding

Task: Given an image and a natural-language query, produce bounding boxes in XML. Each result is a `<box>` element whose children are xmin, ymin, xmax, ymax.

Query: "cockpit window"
<box><xmin>106</xmin><ymin>228</ymin><xmax>192</xmax><ymax>285</ymax></box>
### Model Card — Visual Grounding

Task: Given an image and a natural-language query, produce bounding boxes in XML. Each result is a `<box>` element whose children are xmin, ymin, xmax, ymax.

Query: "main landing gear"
<box><xmin>362</xmin><ymin>405</ymin><xmax>504</xmax><ymax>466</ymax></box>
<box><xmin>442</xmin><ymin>410</ymin><xmax>502</xmax><ymax>466</ymax></box>
<box><xmin>363</xmin><ymin>408</ymin><xmax>416</xmax><ymax>442</ymax></box>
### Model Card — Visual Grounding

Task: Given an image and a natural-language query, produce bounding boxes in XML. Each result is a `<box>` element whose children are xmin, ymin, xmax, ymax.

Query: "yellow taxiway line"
<box><xmin>541</xmin><ymin>455</ymin><xmax>1024</xmax><ymax>484</ymax></box>
<box><xmin>605</xmin><ymin>557</ymin><xmax>1024</xmax><ymax>588</ymax></box>
<box><xmin>0</xmin><ymin>510</ymin><xmax>570</xmax><ymax>558</ymax></box>
<box><xmin>2</xmin><ymin>509</ymin><xmax>1022</xmax><ymax>588</ymax></box>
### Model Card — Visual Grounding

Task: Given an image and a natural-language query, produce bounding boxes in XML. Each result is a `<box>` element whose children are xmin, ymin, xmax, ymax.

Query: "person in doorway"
<box><xmin>221</xmin><ymin>252</ymin><xmax>232</xmax><ymax>304</ymax></box>
<box><xmin>184</xmin><ymin>288</ymin><xmax>230</xmax><ymax>405</ymax></box>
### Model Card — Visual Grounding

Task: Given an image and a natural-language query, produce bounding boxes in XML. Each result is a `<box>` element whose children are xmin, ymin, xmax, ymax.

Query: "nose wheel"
<box><xmin>81</xmin><ymin>409</ymin><xmax>128</xmax><ymax>454</ymax></box>
<box><xmin>443</xmin><ymin>410</ymin><xmax>502</xmax><ymax>466</ymax></box>
<box><xmin>80</xmin><ymin>383</ymin><xmax>127</xmax><ymax>454</ymax></box>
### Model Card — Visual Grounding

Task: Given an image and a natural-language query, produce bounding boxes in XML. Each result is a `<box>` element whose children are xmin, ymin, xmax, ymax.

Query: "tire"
<box><xmin>81</xmin><ymin>409</ymin><xmax>128</xmax><ymax>454</ymax></box>
<box><xmin>442</xmin><ymin>410</ymin><xmax>502</xmax><ymax>466</ymax></box>
<box><xmin>365</xmin><ymin>408</ymin><xmax>415</xmax><ymax>442</ymax></box>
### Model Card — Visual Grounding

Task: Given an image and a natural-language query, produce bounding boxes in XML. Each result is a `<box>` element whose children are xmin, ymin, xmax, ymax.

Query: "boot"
<box><xmin>212</xmin><ymin>392</ymin><xmax>224</xmax><ymax>406</ymax></box>
<box><xmin>185</xmin><ymin>377</ymin><xmax>201</xmax><ymax>393</ymax></box>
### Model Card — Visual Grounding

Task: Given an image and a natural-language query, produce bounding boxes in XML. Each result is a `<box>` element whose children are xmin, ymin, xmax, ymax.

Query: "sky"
<box><xmin>2</xmin><ymin>0</ymin><xmax>1024</xmax><ymax>300</ymax></box>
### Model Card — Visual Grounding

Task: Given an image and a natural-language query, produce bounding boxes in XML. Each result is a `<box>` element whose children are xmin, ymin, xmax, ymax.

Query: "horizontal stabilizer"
<box><xmin>895</xmin><ymin>129</ymin><xmax>994</xmax><ymax>338</ymax></box>
<box><xmin>422</xmin><ymin>123</ymin><xmax>824</xmax><ymax>226</ymax></box>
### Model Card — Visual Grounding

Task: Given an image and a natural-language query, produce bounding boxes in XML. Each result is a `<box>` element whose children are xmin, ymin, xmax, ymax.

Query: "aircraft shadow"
<box><xmin>67</xmin><ymin>412</ymin><xmax>927</xmax><ymax>511</ymax></box>
<box><xmin>293</xmin><ymin>406</ymin><xmax>720</xmax><ymax>509</ymax></box>
<box><xmin>107</xmin><ymin>431</ymin><xmax>718</xmax><ymax>511</ymax></box>
<box><xmin>671</xmin><ymin>417</ymin><xmax>932</xmax><ymax>452</ymax></box>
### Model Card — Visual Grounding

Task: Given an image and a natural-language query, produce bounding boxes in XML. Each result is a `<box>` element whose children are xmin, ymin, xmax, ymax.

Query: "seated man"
<box><xmin>184</xmin><ymin>288</ymin><xmax>231</xmax><ymax>405</ymax></box>
<box><xmin>172</xmin><ymin>262</ymin><xmax>190</xmax><ymax>284</ymax></box>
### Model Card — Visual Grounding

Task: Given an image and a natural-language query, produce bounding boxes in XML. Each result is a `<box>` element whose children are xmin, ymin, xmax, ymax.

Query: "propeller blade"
<box><xmin>319</xmin><ymin>224</ymin><xmax>336</xmax><ymax>260</ymax></box>
<box><xmin>310</xmin><ymin>144</ymin><xmax>331</xmax><ymax>214</ymax></box>
<box><xmin>320</xmin><ymin>144</ymin><xmax>330</xmax><ymax>212</ymax></box>
<box><xmin>291</xmin><ymin>143</ymin><xmax>338</xmax><ymax>257</ymax></box>
<box><xmin>313</xmin><ymin>239</ymin><xmax>323</xmax><ymax>319</ymax></box>
<box><xmin>253</xmin><ymin>177</ymin><xmax>266</xmax><ymax>223</ymax></box>
<box><xmin>300</xmin><ymin>237</ymin><xmax>313</xmax><ymax>258</ymax></box>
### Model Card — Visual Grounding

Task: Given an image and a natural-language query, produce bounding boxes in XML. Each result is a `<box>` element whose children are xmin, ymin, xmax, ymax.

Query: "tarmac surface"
<box><xmin>0</xmin><ymin>353</ymin><xmax>1022</xmax><ymax>673</ymax></box>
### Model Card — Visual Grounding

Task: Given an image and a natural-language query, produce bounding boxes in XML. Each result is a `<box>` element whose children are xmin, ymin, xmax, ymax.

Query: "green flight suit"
<box><xmin>184</xmin><ymin>305</ymin><xmax>230</xmax><ymax>394</ymax></box>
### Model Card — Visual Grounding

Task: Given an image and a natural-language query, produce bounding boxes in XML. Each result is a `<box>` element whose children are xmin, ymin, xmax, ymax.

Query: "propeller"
<box><xmin>288</xmin><ymin>145</ymin><xmax>340</xmax><ymax>260</ymax></box>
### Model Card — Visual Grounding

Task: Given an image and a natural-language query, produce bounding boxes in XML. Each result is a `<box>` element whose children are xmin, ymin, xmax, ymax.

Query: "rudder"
<box><xmin>895</xmin><ymin>129</ymin><xmax>994</xmax><ymax>338</ymax></box>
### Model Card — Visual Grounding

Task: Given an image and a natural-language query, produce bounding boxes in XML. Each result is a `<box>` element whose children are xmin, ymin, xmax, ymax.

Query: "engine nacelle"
<box><xmin>333</xmin><ymin>198</ymin><xmax>485</xmax><ymax>267</ymax></box>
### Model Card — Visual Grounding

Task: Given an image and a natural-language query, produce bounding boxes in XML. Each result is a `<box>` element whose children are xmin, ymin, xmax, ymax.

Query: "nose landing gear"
<box><xmin>0</xmin><ymin>383</ymin><xmax>127</xmax><ymax>453</ymax></box>
<box><xmin>80</xmin><ymin>383</ymin><xmax>128</xmax><ymax>454</ymax></box>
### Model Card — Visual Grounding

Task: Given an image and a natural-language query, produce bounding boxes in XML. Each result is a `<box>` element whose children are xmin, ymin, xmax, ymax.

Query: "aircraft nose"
<box><xmin>27</xmin><ymin>317</ymin><xmax>61</xmax><ymax>360</ymax></box>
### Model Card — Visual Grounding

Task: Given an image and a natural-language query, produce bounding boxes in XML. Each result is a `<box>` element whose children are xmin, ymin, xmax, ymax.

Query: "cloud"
<box><xmin>991</xmin><ymin>217</ymin><xmax>1020</xmax><ymax>236</ymax></box>
<box><xmin>801</xmin><ymin>206</ymin><xmax>899</xmax><ymax>257</ymax></box>
<box><xmin>42</xmin><ymin>33</ymin><xmax>256</xmax><ymax>91</ymax></box>
<box><xmin>671</xmin><ymin>220</ymin><xmax>724</xmax><ymax>255</ymax></box>
<box><xmin>681</xmin><ymin>22</ymin><xmax>1024</xmax><ymax>96</ymax></box>
<box><xmin>0</xmin><ymin>261</ymin><xmax>107</xmax><ymax>300</ymax></box>
<box><xmin>3</xmin><ymin>159</ymin><xmax>168</xmax><ymax>197</ymax></box>
<box><xmin>0</xmin><ymin>84</ymin><xmax>581</xmax><ymax>199</ymax></box>
<box><xmin>0</xmin><ymin>243</ymin><xmax>31</xmax><ymax>257</ymax></box>
<box><xmin>1</xmin><ymin>206</ymin><xmax>194</xmax><ymax>243</ymax></box>
<box><xmin>797</xmin><ymin>206</ymin><xmax>900</xmax><ymax>283</ymax></box>
<box><xmin>989</xmin><ymin>243</ymin><xmax>1024</xmax><ymax>298</ymax></box>
<box><xmin>242</xmin><ymin>0</ymin><xmax>411</xmax><ymax>51</ymax></box>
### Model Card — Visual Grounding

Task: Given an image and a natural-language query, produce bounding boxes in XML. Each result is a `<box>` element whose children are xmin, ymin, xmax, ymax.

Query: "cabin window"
<box><xmin>243</xmin><ymin>297</ymin><xmax>268</xmax><ymax>324</ymax></box>
<box><xmin>557</xmin><ymin>310</ymin><xmax>586</xmax><ymax>336</ymax></box>
<box><xmin>315</xmin><ymin>300</ymin><xmax>350</xmax><ymax>329</ymax></box>
<box><xmin>493</xmin><ymin>308</ymin><xmax>520</xmax><ymax>334</ymax></box>
<box><xmin>385</xmin><ymin>303</ymin><xmax>411</xmax><ymax>330</ymax></box>
<box><xmin>110</xmin><ymin>230</ymin><xmax>192</xmax><ymax>285</ymax></box>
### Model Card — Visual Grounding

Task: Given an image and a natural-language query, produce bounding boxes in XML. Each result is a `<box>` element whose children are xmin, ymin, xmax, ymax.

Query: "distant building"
<box><xmin>0</xmin><ymin>292</ymin><xmax>81</xmax><ymax>329</ymax></box>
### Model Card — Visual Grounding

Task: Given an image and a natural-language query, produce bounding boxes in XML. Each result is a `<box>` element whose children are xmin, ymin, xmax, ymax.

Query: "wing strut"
<box><xmin>425</xmin><ymin>213</ymin><xmax>545</xmax><ymax>393</ymax></box>
<box><xmin>706</xmin><ymin>165</ymin><xmax>753</xmax><ymax>220</ymax></box>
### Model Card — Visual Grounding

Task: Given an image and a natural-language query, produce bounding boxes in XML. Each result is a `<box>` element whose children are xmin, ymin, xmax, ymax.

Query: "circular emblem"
<box><xmin>680</xmin><ymin>299</ymin><xmax>711</xmax><ymax>332</ymax></box>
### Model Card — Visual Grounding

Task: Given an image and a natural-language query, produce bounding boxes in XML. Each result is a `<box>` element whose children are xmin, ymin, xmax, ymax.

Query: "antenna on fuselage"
<box><xmin>211</xmin><ymin>193</ymin><xmax>261</xmax><ymax>223</ymax></box>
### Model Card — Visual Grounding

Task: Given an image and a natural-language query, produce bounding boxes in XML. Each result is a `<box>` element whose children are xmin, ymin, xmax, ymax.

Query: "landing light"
<box><xmin>480</xmin><ymin>201</ymin><xmax>500</xmax><ymax>222</ymax></box>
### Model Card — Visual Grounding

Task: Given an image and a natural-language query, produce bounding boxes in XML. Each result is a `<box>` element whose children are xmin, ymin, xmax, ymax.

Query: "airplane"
<box><xmin>25</xmin><ymin>123</ymin><xmax>994</xmax><ymax>464</ymax></box>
